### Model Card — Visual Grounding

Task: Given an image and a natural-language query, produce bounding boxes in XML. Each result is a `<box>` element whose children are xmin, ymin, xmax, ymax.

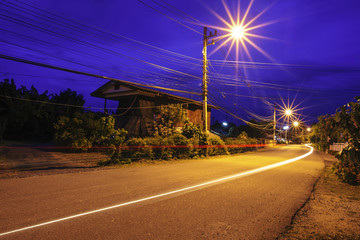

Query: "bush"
<box><xmin>333</xmin><ymin>148</ymin><xmax>360</xmax><ymax>184</ymax></box>
<box><xmin>54</xmin><ymin>112</ymin><xmax>127</xmax><ymax>152</ymax></box>
<box><xmin>123</xmin><ymin>137</ymin><xmax>152</xmax><ymax>161</ymax></box>
<box><xmin>182</xmin><ymin>120</ymin><xmax>205</xmax><ymax>139</ymax></box>
<box><xmin>168</xmin><ymin>133</ymin><xmax>190</xmax><ymax>159</ymax></box>
<box><xmin>153</xmin><ymin>104</ymin><xmax>186</xmax><ymax>137</ymax></box>
<box><xmin>54</xmin><ymin>115</ymin><xmax>92</xmax><ymax>151</ymax></box>
<box><xmin>224</xmin><ymin>132</ymin><xmax>258</xmax><ymax>154</ymax></box>
<box><xmin>98</xmin><ymin>151</ymin><xmax>131</xmax><ymax>166</ymax></box>
<box><xmin>144</xmin><ymin>136</ymin><xmax>173</xmax><ymax>160</ymax></box>
<box><xmin>208</xmin><ymin>137</ymin><xmax>228</xmax><ymax>156</ymax></box>
<box><xmin>188</xmin><ymin>137</ymin><xmax>200</xmax><ymax>158</ymax></box>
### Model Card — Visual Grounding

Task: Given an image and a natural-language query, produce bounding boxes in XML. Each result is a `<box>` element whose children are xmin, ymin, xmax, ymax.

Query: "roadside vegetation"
<box><xmin>98</xmin><ymin>104</ymin><xmax>260</xmax><ymax>166</ymax></box>
<box><xmin>0</xmin><ymin>79</ymin><xmax>262</xmax><ymax>167</ymax></box>
<box><xmin>310</xmin><ymin>97</ymin><xmax>360</xmax><ymax>184</ymax></box>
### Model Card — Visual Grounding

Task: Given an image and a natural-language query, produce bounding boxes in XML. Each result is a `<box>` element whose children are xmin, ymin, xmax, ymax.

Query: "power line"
<box><xmin>137</xmin><ymin>0</ymin><xmax>202</xmax><ymax>35</ymax></box>
<box><xmin>0</xmin><ymin>54</ymin><xmax>202</xmax><ymax>96</ymax></box>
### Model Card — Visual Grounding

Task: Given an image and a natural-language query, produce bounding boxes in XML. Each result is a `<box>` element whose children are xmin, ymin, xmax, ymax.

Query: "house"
<box><xmin>91</xmin><ymin>81</ymin><xmax>217</xmax><ymax>137</ymax></box>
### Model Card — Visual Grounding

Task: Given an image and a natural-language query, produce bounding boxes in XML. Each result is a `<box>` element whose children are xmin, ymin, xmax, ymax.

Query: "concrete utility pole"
<box><xmin>202</xmin><ymin>27</ymin><xmax>217</xmax><ymax>132</ymax></box>
<box><xmin>273</xmin><ymin>106</ymin><xmax>276</xmax><ymax>144</ymax></box>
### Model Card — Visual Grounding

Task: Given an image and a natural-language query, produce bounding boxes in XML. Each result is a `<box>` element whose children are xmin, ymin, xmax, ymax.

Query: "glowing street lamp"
<box><xmin>202</xmin><ymin>25</ymin><xmax>245</xmax><ymax>133</ymax></box>
<box><xmin>202</xmin><ymin>1</ymin><xmax>274</xmax><ymax>133</ymax></box>
<box><xmin>307</xmin><ymin>127</ymin><xmax>311</xmax><ymax>132</ymax></box>
<box><xmin>285</xmin><ymin>109</ymin><xmax>292</xmax><ymax>116</ymax></box>
<box><xmin>293</xmin><ymin>121</ymin><xmax>299</xmax><ymax>127</ymax></box>
<box><xmin>231</xmin><ymin>25</ymin><xmax>245</xmax><ymax>40</ymax></box>
<box><xmin>284</xmin><ymin>109</ymin><xmax>292</xmax><ymax>144</ymax></box>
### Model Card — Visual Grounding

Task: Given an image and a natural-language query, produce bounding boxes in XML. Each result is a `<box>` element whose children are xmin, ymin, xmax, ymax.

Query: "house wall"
<box><xmin>186</xmin><ymin>108</ymin><xmax>211</xmax><ymax>130</ymax></box>
<box><xmin>114</xmin><ymin>95</ymin><xmax>212</xmax><ymax>136</ymax></box>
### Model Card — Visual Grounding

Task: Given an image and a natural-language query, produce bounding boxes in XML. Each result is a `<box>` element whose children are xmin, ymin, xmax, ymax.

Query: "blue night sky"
<box><xmin>1</xmin><ymin>0</ymin><xmax>360</xmax><ymax>126</ymax></box>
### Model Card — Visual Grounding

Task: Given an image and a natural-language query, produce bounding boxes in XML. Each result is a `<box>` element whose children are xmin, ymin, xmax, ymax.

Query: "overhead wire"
<box><xmin>0</xmin><ymin>0</ymin><xmax>203</xmax><ymax>89</ymax></box>
<box><xmin>136</xmin><ymin>0</ymin><xmax>203</xmax><ymax>35</ymax></box>
<box><xmin>5</xmin><ymin>0</ymin><xmax>202</xmax><ymax>63</ymax></box>
<box><xmin>0</xmin><ymin>54</ymin><xmax>202</xmax><ymax>96</ymax></box>
<box><xmin>2</xmin><ymin>0</ymin><xmax>357</xmax><ymax>127</ymax></box>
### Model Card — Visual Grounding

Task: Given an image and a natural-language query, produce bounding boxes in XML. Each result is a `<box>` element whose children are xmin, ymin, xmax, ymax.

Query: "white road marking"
<box><xmin>0</xmin><ymin>145</ymin><xmax>313</xmax><ymax>237</ymax></box>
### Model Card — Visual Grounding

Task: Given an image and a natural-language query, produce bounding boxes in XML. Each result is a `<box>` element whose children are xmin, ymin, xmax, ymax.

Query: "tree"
<box><xmin>0</xmin><ymin>79</ymin><xmax>52</xmax><ymax>141</ymax></box>
<box><xmin>0</xmin><ymin>79</ymin><xmax>87</xmax><ymax>142</ymax></box>
<box><xmin>311</xmin><ymin>97</ymin><xmax>360</xmax><ymax>183</ymax></box>
<box><xmin>50</xmin><ymin>88</ymin><xmax>85</xmax><ymax>117</ymax></box>
<box><xmin>0</xmin><ymin>79</ymin><xmax>17</xmax><ymax>143</ymax></box>
<box><xmin>332</xmin><ymin>97</ymin><xmax>360</xmax><ymax>183</ymax></box>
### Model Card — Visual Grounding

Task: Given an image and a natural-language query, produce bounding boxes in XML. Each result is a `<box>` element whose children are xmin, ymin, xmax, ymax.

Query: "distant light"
<box><xmin>222</xmin><ymin>122</ymin><xmax>228</xmax><ymax>126</ymax></box>
<box><xmin>283</xmin><ymin>126</ymin><xmax>289</xmax><ymax>130</ymax></box>
<box><xmin>307</xmin><ymin>127</ymin><xmax>311</xmax><ymax>132</ymax></box>
<box><xmin>293</xmin><ymin>121</ymin><xmax>299</xmax><ymax>127</ymax></box>
<box><xmin>231</xmin><ymin>25</ymin><xmax>245</xmax><ymax>40</ymax></box>
<box><xmin>285</xmin><ymin>109</ymin><xmax>292</xmax><ymax>116</ymax></box>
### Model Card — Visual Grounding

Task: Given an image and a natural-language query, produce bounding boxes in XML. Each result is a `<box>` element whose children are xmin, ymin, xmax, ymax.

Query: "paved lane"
<box><xmin>0</xmin><ymin>145</ymin><xmax>324</xmax><ymax>239</ymax></box>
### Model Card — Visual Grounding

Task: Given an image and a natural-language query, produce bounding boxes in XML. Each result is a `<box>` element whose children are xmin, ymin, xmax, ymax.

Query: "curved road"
<box><xmin>0</xmin><ymin>145</ymin><xmax>324</xmax><ymax>239</ymax></box>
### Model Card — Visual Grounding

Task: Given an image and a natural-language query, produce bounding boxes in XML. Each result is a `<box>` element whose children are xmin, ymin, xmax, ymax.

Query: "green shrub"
<box><xmin>168</xmin><ymin>133</ymin><xmax>190</xmax><ymax>159</ymax></box>
<box><xmin>144</xmin><ymin>136</ymin><xmax>173</xmax><ymax>160</ymax></box>
<box><xmin>224</xmin><ymin>132</ymin><xmax>258</xmax><ymax>154</ymax></box>
<box><xmin>54</xmin><ymin>112</ymin><xmax>127</xmax><ymax>152</ymax></box>
<box><xmin>153</xmin><ymin>104</ymin><xmax>186</xmax><ymax>137</ymax></box>
<box><xmin>208</xmin><ymin>137</ymin><xmax>228</xmax><ymax>156</ymax></box>
<box><xmin>333</xmin><ymin>148</ymin><xmax>360</xmax><ymax>184</ymax></box>
<box><xmin>98</xmin><ymin>151</ymin><xmax>131</xmax><ymax>166</ymax></box>
<box><xmin>123</xmin><ymin>137</ymin><xmax>152</xmax><ymax>161</ymax></box>
<box><xmin>188</xmin><ymin>137</ymin><xmax>200</xmax><ymax>158</ymax></box>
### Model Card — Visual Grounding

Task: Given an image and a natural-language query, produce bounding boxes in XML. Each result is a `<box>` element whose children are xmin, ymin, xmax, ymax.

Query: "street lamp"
<box><xmin>231</xmin><ymin>25</ymin><xmax>245</xmax><ymax>39</ymax></box>
<box><xmin>202</xmin><ymin>26</ymin><xmax>243</xmax><ymax>133</ymax></box>
<box><xmin>284</xmin><ymin>109</ymin><xmax>292</xmax><ymax>144</ymax></box>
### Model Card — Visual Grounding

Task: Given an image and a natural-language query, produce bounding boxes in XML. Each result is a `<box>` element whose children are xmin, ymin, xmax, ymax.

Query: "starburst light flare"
<box><xmin>206</xmin><ymin>0</ymin><xmax>278</xmax><ymax>61</ymax></box>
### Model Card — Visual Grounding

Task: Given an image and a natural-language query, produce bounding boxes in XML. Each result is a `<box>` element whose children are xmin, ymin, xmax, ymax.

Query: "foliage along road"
<box><xmin>0</xmin><ymin>145</ymin><xmax>324</xmax><ymax>239</ymax></box>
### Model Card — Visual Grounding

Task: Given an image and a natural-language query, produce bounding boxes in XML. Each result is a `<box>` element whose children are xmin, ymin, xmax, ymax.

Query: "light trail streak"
<box><xmin>0</xmin><ymin>145</ymin><xmax>313</xmax><ymax>237</ymax></box>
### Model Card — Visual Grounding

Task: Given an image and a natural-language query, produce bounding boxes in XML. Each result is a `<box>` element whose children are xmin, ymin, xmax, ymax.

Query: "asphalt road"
<box><xmin>0</xmin><ymin>145</ymin><xmax>324</xmax><ymax>239</ymax></box>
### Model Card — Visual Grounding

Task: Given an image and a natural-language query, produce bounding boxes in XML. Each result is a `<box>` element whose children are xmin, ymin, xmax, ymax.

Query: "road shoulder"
<box><xmin>278</xmin><ymin>150</ymin><xmax>360</xmax><ymax>239</ymax></box>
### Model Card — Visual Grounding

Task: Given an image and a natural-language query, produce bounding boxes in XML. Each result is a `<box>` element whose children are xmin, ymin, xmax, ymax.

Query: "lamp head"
<box><xmin>285</xmin><ymin>109</ymin><xmax>292</xmax><ymax>116</ymax></box>
<box><xmin>231</xmin><ymin>25</ymin><xmax>245</xmax><ymax>40</ymax></box>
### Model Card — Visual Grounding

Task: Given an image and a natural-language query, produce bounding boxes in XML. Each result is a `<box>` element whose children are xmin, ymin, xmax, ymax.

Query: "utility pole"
<box><xmin>273</xmin><ymin>106</ymin><xmax>276</xmax><ymax>145</ymax></box>
<box><xmin>202</xmin><ymin>27</ymin><xmax>217</xmax><ymax>133</ymax></box>
<box><xmin>285</xmin><ymin>118</ymin><xmax>289</xmax><ymax>144</ymax></box>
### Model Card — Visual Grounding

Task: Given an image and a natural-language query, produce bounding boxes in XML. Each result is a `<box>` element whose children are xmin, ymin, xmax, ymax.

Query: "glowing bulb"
<box><xmin>231</xmin><ymin>25</ymin><xmax>244</xmax><ymax>39</ymax></box>
<box><xmin>307</xmin><ymin>128</ymin><xmax>311</xmax><ymax>132</ymax></box>
<box><xmin>285</xmin><ymin>109</ymin><xmax>292</xmax><ymax>116</ymax></box>
<box><xmin>293</xmin><ymin>121</ymin><xmax>299</xmax><ymax>127</ymax></box>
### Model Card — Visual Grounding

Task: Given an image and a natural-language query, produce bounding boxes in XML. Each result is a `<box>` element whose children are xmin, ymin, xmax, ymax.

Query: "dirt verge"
<box><xmin>278</xmin><ymin>151</ymin><xmax>360</xmax><ymax>240</ymax></box>
<box><xmin>0</xmin><ymin>146</ymin><xmax>109</xmax><ymax>179</ymax></box>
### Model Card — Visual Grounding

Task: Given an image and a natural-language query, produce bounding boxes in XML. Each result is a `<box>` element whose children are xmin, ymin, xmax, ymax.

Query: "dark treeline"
<box><xmin>0</xmin><ymin>79</ymin><xmax>85</xmax><ymax>142</ymax></box>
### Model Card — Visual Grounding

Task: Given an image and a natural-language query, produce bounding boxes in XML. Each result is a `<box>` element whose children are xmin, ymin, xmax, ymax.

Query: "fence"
<box><xmin>329</xmin><ymin>142</ymin><xmax>348</xmax><ymax>152</ymax></box>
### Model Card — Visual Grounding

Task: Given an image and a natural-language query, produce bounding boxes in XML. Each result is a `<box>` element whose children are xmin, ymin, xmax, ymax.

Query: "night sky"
<box><xmin>1</xmin><ymin>0</ymin><xmax>360</xmax><ymax>127</ymax></box>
